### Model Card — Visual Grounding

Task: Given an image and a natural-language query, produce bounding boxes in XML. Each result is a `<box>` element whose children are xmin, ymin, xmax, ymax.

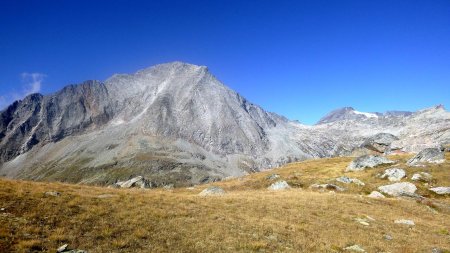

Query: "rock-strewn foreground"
<box><xmin>1</xmin><ymin>62</ymin><xmax>449</xmax><ymax>186</ymax></box>
<box><xmin>0</xmin><ymin>154</ymin><xmax>448</xmax><ymax>252</ymax></box>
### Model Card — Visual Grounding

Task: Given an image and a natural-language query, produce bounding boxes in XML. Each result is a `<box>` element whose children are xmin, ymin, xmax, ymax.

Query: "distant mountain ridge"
<box><xmin>317</xmin><ymin>107</ymin><xmax>414</xmax><ymax>124</ymax></box>
<box><xmin>1</xmin><ymin>62</ymin><xmax>449</xmax><ymax>186</ymax></box>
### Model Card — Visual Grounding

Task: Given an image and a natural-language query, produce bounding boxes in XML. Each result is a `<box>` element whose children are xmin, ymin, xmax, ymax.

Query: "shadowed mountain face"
<box><xmin>1</xmin><ymin>62</ymin><xmax>449</xmax><ymax>186</ymax></box>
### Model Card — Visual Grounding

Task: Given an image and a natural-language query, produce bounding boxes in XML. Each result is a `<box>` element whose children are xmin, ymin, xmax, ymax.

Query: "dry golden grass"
<box><xmin>0</xmin><ymin>154</ymin><xmax>449</xmax><ymax>252</ymax></box>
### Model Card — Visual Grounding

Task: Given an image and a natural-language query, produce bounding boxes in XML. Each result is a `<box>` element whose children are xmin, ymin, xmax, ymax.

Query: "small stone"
<box><xmin>344</xmin><ymin>244</ymin><xmax>366</xmax><ymax>252</ymax></box>
<box><xmin>268</xmin><ymin>180</ymin><xmax>291</xmax><ymax>190</ymax></box>
<box><xmin>394</xmin><ymin>219</ymin><xmax>415</xmax><ymax>226</ymax></box>
<box><xmin>383</xmin><ymin>234</ymin><xmax>393</xmax><ymax>241</ymax></box>
<box><xmin>0</xmin><ymin>208</ymin><xmax>5</xmax><ymax>211</ymax></box>
<box><xmin>429</xmin><ymin>187</ymin><xmax>450</xmax><ymax>195</ymax></box>
<box><xmin>45</xmin><ymin>191</ymin><xmax>61</xmax><ymax>197</ymax></box>
<box><xmin>57</xmin><ymin>244</ymin><xmax>68</xmax><ymax>253</ymax></box>
<box><xmin>367</xmin><ymin>191</ymin><xmax>385</xmax><ymax>198</ymax></box>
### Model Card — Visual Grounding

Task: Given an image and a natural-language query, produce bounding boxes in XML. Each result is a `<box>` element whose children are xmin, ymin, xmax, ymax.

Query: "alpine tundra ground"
<box><xmin>1</xmin><ymin>154</ymin><xmax>449</xmax><ymax>252</ymax></box>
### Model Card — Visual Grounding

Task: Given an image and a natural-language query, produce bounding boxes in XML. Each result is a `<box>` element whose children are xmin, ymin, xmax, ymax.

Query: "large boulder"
<box><xmin>407</xmin><ymin>148</ymin><xmax>445</xmax><ymax>166</ymax></box>
<box><xmin>346</xmin><ymin>155</ymin><xmax>395</xmax><ymax>171</ymax></box>
<box><xmin>114</xmin><ymin>176</ymin><xmax>152</xmax><ymax>189</ymax></box>
<box><xmin>198</xmin><ymin>186</ymin><xmax>226</xmax><ymax>196</ymax></box>
<box><xmin>268</xmin><ymin>180</ymin><xmax>291</xmax><ymax>190</ymax></box>
<box><xmin>379</xmin><ymin>168</ymin><xmax>406</xmax><ymax>182</ymax></box>
<box><xmin>361</xmin><ymin>133</ymin><xmax>399</xmax><ymax>153</ymax></box>
<box><xmin>378</xmin><ymin>182</ymin><xmax>417</xmax><ymax>197</ymax></box>
<box><xmin>429</xmin><ymin>187</ymin><xmax>450</xmax><ymax>195</ymax></box>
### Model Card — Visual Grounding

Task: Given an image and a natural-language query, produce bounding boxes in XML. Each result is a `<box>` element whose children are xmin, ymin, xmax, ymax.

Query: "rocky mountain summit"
<box><xmin>0</xmin><ymin>62</ymin><xmax>449</xmax><ymax>186</ymax></box>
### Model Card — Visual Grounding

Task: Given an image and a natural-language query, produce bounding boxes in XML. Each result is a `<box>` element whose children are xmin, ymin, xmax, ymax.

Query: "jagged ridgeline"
<box><xmin>0</xmin><ymin>62</ymin><xmax>449</xmax><ymax>186</ymax></box>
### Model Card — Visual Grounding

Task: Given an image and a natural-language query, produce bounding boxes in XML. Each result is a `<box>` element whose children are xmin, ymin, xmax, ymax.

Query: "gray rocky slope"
<box><xmin>0</xmin><ymin>62</ymin><xmax>449</xmax><ymax>186</ymax></box>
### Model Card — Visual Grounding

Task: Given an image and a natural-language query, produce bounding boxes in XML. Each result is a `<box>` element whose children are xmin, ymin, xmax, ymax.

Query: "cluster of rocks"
<box><xmin>336</xmin><ymin>176</ymin><xmax>365</xmax><ymax>186</ymax></box>
<box><xmin>113</xmin><ymin>176</ymin><xmax>152</xmax><ymax>189</ymax></box>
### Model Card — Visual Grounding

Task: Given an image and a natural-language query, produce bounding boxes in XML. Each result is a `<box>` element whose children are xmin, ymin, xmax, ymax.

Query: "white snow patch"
<box><xmin>353</xmin><ymin>110</ymin><xmax>378</xmax><ymax>118</ymax></box>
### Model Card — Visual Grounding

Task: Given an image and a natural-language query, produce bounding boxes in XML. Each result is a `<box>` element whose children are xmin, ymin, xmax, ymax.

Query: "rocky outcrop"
<box><xmin>361</xmin><ymin>133</ymin><xmax>399</xmax><ymax>154</ymax></box>
<box><xmin>407</xmin><ymin>148</ymin><xmax>445</xmax><ymax>166</ymax></box>
<box><xmin>378</xmin><ymin>182</ymin><xmax>417</xmax><ymax>197</ymax></box>
<box><xmin>346</xmin><ymin>155</ymin><xmax>394</xmax><ymax>171</ymax></box>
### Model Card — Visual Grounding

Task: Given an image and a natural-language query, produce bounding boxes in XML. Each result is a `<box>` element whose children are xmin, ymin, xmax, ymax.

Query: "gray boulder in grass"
<box><xmin>407</xmin><ymin>148</ymin><xmax>445</xmax><ymax>166</ymax></box>
<box><xmin>346</xmin><ymin>155</ymin><xmax>394</xmax><ymax>171</ymax></box>
<box><xmin>199</xmin><ymin>186</ymin><xmax>226</xmax><ymax>196</ymax></box>
<box><xmin>268</xmin><ymin>180</ymin><xmax>291</xmax><ymax>190</ymax></box>
<box><xmin>380</xmin><ymin>168</ymin><xmax>406</xmax><ymax>182</ymax></box>
<box><xmin>378</xmin><ymin>182</ymin><xmax>417</xmax><ymax>197</ymax></box>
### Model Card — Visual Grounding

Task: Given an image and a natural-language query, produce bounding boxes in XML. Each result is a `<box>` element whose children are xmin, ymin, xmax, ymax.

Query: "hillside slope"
<box><xmin>1</xmin><ymin>154</ymin><xmax>449</xmax><ymax>252</ymax></box>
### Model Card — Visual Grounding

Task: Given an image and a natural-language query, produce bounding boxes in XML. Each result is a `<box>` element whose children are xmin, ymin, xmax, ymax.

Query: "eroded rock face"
<box><xmin>346</xmin><ymin>155</ymin><xmax>394</xmax><ymax>172</ymax></box>
<box><xmin>378</xmin><ymin>182</ymin><xmax>417</xmax><ymax>197</ymax></box>
<box><xmin>407</xmin><ymin>148</ymin><xmax>445</xmax><ymax>166</ymax></box>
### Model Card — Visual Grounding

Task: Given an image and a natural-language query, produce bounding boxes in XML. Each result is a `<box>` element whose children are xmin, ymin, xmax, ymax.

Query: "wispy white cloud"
<box><xmin>0</xmin><ymin>72</ymin><xmax>46</xmax><ymax>111</ymax></box>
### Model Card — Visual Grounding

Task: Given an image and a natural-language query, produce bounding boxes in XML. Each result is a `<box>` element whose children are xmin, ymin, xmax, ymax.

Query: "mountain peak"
<box><xmin>316</xmin><ymin>107</ymin><xmax>378</xmax><ymax>124</ymax></box>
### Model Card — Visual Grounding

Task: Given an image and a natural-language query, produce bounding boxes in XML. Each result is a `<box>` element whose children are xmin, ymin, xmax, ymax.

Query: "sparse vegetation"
<box><xmin>1</xmin><ymin>154</ymin><xmax>449</xmax><ymax>252</ymax></box>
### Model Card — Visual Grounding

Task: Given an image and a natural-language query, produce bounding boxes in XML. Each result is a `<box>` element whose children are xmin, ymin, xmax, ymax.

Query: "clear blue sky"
<box><xmin>1</xmin><ymin>0</ymin><xmax>449</xmax><ymax>124</ymax></box>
